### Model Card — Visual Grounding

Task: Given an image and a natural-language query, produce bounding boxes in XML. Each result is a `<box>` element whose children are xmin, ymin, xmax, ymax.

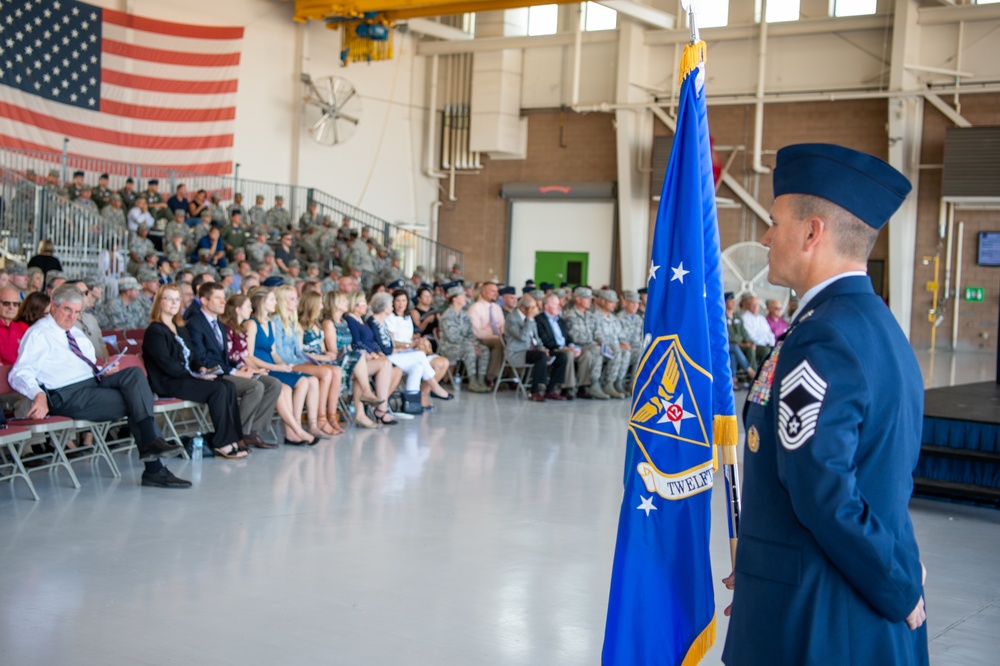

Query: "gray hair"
<box><xmin>369</xmin><ymin>291</ymin><xmax>394</xmax><ymax>315</ymax></box>
<box><xmin>51</xmin><ymin>284</ymin><xmax>86</xmax><ymax>306</ymax></box>
<box><xmin>790</xmin><ymin>194</ymin><xmax>878</xmax><ymax>261</ymax></box>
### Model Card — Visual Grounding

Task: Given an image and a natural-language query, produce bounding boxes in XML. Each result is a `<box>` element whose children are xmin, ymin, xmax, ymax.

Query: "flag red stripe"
<box><xmin>102</xmin><ymin>8</ymin><xmax>244</xmax><ymax>40</ymax></box>
<box><xmin>101</xmin><ymin>69</ymin><xmax>239</xmax><ymax>95</ymax></box>
<box><xmin>0</xmin><ymin>102</ymin><xmax>234</xmax><ymax>150</ymax></box>
<box><xmin>102</xmin><ymin>39</ymin><xmax>241</xmax><ymax>68</ymax></box>
<box><xmin>0</xmin><ymin>135</ymin><xmax>235</xmax><ymax>175</ymax></box>
<box><xmin>99</xmin><ymin>100</ymin><xmax>236</xmax><ymax>123</ymax></box>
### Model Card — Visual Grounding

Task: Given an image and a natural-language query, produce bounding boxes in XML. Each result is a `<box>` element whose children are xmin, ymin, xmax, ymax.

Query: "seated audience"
<box><xmin>272</xmin><ymin>285</ymin><xmax>344</xmax><ymax>436</ymax></box>
<box><xmin>364</xmin><ymin>292</ymin><xmax>452</xmax><ymax>412</ymax></box>
<box><xmin>562</xmin><ymin>287</ymin><xmax>606</xmax><ymax>399</ymax></box>
<box><xmin>26</xmin><ymin>266</ymin><xmax>44</xmax><ymax>294</ymax></box>
<box><xmin>739</xmin><ymin>294</ymin><xmax>775</xmax><ymax>362</ymax></box>
<box><xmin>466</xmin><ymin>282</ymin><xmax>505</xmax><ymax>386</ymax></box>
<box><xmin>436</xmin><ymin>286</ymin><xmax>490</xmax><ymax>393</ymax></box>
<box><xmin>10</xmin><ymin>285</ymin><xmax>188</xmax><ymax>487</ymax></box>
<box><xmin>222</xmin><ymin>294</ymin><xmax>314</xmax><ymax>445</ymax></box>
<box><xmin>726</xmin><ymin>292</ymin><xmax>756</xmax><ymax>387</ymax></box>
<box><xmin>103</xmin><ymin>276</ymin><xmax>148</xmax><ymax>330</ymax></box>
<box><xmin>765</xmin><ymin>298</ymin><xmax>789</xmax><ymax>339</ymax></box>
<box><xmin>245</xmin><ymin>287</ymin><xmax>322</xmax><ymax>443</ymax></box>
<box><xmin>505</xmin><ymin>294</ymin><xmax>567</xmax><ymax>402</ymax></box>
<box><xmin>68</xmin><ymin>280</ymin><xmax>108</xmax><ymax>362</ymax></box>
<box><xmin>535</xmin><ymin>293</ymin><xmax>582</xmax><ymax>400</ymax></box>
<box><xmin>185</xmin><ymin>282</ymin><xmax>283</xmax><ymax>449</ymax></box>
<box><xmin>0</xmin><ymin>287</ymin><xmax>26</xmax><ymax>365</ymax></box>
<box><xmin>299</xmin><ymin>291</ymin><xmax>381</xmax><ymax>429</ymax></box>
<box><xmin>142</xmin><ymin>285</ymin><xmax>247</xmax><ymax>459</ymax></box>
<box><xmin>410</xmin><ymin>286</ymin><xmax>439</xmax><ymax>346</ymax></box>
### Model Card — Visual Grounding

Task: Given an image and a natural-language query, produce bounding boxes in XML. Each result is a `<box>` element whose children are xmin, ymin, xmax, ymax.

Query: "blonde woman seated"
<box><xmin>386</xmin><ymin>290</ymin><xmax>449</xmax><ymax>387</ymax></box>
<box><xmin>272</xmin><ymin>285</ymin><xmax>344</xmax><ymax>435</ymax></box>
<box><xmin>298</xmin><ymin>291</ymin><xmax>380</xmax><ymax>429</ymax></box>
<box><xmin>222</xmin><ymin>293</ymin><xmax>315</xmax><ymax>445</ymax></box>
<box><xmin>245</xmin><ymin>287</ymin><xmax>323</xmax><ymax>444</ymax></box>
<box><xmin>343</xmin><ymin>291</ymin><xmax>404</xmax><ymax>425</ymax></box>
<box><xmin>367</xmin><ymin>291</ymin><xmax>452</xmax><ymax>412</ymax></box>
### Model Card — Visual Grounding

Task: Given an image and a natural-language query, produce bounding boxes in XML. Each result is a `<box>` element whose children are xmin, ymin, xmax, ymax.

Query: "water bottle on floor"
<box><xmin>192</xmin><ymin>432</ymin><xmax>203</xmax><ymax>462</ymax></box>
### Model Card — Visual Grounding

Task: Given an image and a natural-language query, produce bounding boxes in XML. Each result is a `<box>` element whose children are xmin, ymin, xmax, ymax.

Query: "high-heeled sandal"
<box><xmin>316</xmin><ymin>417</ymin><xmax>342</xmax><ymax>436</ymax></box>
<box><xmin>213</xmin><ymin>442</ymin><xmax>248</xmax><ymax>459</ymax></box>
<box><xmin>372</xmin><ymin>403</ymin><xmax>398</xmax><ymax>426</ymax></box>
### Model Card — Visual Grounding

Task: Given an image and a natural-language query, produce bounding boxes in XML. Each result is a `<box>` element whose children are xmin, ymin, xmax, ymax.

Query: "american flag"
<box><xmin>0</xmin><ymin>0</ymin><xmax>243</xmax><ymax>175</ymax></box>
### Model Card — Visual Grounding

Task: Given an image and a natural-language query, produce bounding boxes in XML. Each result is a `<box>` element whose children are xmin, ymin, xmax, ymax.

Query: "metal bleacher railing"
<box><xmin>0</xmin><ymin>145</ymin><xmax>462</xmax><ymax>280</ymax></box>
<box><xmin>0</xmin><ymin>166</ymin><xmax>128</xmax><ymax>283</ymax></box>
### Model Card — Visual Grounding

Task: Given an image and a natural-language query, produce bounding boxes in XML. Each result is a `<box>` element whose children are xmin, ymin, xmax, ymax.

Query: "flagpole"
<box><xmin>685</xmin><ymin>0</ymin><xmax>743</xmax><ymax>569</ymax></box>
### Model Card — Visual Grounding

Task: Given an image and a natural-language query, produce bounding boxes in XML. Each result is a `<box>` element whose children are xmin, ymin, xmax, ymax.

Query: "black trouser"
<box><xmin>164</xmin><ymin>377</ymin><xmax>243</xmax><ymax>449</ymax></box>
<box><xmin>526</xmin><ymin>349</ymin><xmax>567</xmax><ymax>393</ymax></box>
<box><xmin>47</xmin><ymin>367</ymin><xmax>161</xmax><ymax>448</ymax></box>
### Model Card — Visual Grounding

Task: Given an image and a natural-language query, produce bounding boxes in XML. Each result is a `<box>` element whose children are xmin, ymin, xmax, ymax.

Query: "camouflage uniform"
<box><xmin>118</xmin><ymin>187</ymin><xmax>139</xmax><ymax>209</ymax></box>
<box><xmin>102</xmin><ymin>204</ymin><xmax>127</xmax><ymax>228</ymax></box>
<box><xmin>246</xmin><ymin>239</ymin><xmax>273</xmax><ymax>267</ymax></box>
<box><xmin>438</xmin><ymin>305</ymin><xmax>490</xmax><ymax>388</ymax></box>
<box><xmin>66</xmin><ymin>181</ymin><xmax>85</xmax><ymax>200</ymax></box>
<box><xmin>617</xmin><ymin>309</ymin><xmax>644</xmax><ymax>389</ymax></box>
<box><xmin>209</xmin><ymin>201</ymin><xmax>227</xmax><ymax>226</ymax></box>
<box><xmin>103</xmin><ymin>297</ymin><xmax>149</xmax><ymax>330</ymax></box>
<box><xmin>127</xmin><ymin>235</ymin><xmax>157</xmax><ymax>275</ymax></box>
<box><xmin>191</xmin><ymin>221</ymin><xmax>213</xmax><ymax>248</ymax></box>
<box><xmin>348</xmin><ymin>238</ymin><xmax>376</xmax><ymax>290</ymax></box>
<box><xmin>164</xmin><ymin>220</ymin><xmax>192</xmax><ymax>247</ymax></box>
<box><xmin>266</xmin><ymin>205</ymin><xmax>292</xmax><ymax>232</ymax></box>
<box><xmin>592</xmin><ymin>307</ymin><xmax>629</xmax><ymax>396</ymax></box>
<box><xmin>562</xmin><ymin>306</ymin><xmax>604</xmax><ymax>389</ymax></box>
<box><xmin>247</xmin><ymin>205</ymin><xmax>267</xmax><ymax>230</ymax></box>
<box><xmin>144</xmin><ymin>188</ymin><xmax>170</xmax><ymax>222</ymax></box>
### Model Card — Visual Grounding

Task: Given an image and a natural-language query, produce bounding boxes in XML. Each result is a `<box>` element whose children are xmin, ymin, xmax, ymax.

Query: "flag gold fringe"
<box><xmin>715</xmin><ymin>414</ymin><xmax>739</xmax><ymax>467</ymax></box>
<box><xmin>678</xmin><ymin>41</ymin><xmax>706</xmax><ymax>85</ymax></box>
<box><xmin>681</xmin><ymin>616</ymin><xmax>716</xmax><ymax>666</ymax></box>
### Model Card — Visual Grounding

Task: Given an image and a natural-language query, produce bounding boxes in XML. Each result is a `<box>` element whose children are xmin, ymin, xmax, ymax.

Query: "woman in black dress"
<box><xmin>141</xmin><ymin>284</ymin><xmax>247</xmax><ymax>459</ymax></box>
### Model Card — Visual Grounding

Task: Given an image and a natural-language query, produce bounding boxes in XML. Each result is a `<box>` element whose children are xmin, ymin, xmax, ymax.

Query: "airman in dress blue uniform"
<box><xmin>722</xmin><ymin>144</ymin><xmax>928</xmax><ymax>666</ymax></box>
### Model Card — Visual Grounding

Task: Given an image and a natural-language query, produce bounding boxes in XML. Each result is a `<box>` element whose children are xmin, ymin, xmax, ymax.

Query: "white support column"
<box><xmin>613</xmin><ymin>19</ymin><xmax>651</xmax><ymax>291</ymax></box>
<box><xmin>887</xmin><ymin>0</ymin><xmax>924</xmax><ymax>341</ymax></box>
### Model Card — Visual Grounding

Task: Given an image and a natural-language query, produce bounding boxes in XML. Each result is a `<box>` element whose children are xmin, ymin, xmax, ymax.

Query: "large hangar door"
<box><xmin>508</xmin><ymin>201</ymin><xmax>615</xmax><ymax>288</ymax></box>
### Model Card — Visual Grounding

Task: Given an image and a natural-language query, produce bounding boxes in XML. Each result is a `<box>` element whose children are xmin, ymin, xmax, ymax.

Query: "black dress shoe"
<box><xmin>431</xmin><ymin>391</ymin><xmax>454</xmax><ymax>400</ymax></box>
<box><xmin>249</xmin><ymin>432</ymin><xmax>279</xmax><ymax>449</ymax></box>
<box><xmin>138</xmin><ymin>437</ymin><xmax>184</xmax><ymax>462</ymax></box>
<box><xmin>560</xmin><ymin>389</ymin><xmax>576</xmax><ymax>401</ymax></box>
<box><xmin>141</xmin><ymin>467</ymin><xmax>192</xmax><ymax>489</ymax></box>
<box><xmin>529</xmin><ymin>392</ymin><xmax>546</xmax><ymax>402</ymax></box>
<box><xmin>576</xmin><ymin>387</ymin><xmax>593</xmax><ymax>400</ymax></box>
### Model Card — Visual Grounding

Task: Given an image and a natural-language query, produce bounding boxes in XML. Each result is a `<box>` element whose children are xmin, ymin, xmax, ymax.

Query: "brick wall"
<box><xmin>436</xmin><ymin>109</ymin><xmax>617</xmax><ymax>283</ymax></box>
<box><xmin>913</xmin><ymin>93</ymin><xmax>1000</xmax><ymax>350</ymax></box>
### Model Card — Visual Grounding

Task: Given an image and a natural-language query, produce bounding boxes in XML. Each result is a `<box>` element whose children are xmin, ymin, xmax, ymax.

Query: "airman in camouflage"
<box><xmin>437</xmin><ymin>286</ymin><xmax>490</xmax><ymax>392</ymax></box>
<box><xmin>66</xmin><ymin>170</ymin><xmax>86</xmax><ymax>200</ymax></box>
<box><xmin>246</xmin><ymin>231</ymin><xmax>274</xmax><ymax>267</ymax></box>
<box><xmin>592</xmin><ymin>290</ymin><xmax>630</xmax><ymax>398</ymax></box>
<box><xmin>127</xmin><ymin>225</ymin><xmax>157</xmax><ymax>275</ymax></box>
<box><xmin>101</xmin><ymin>193</ymin><xmax>127</xmax><ymax>227</ymax></box>
<box><xmin>266</xmin><ymin>196</ymin><xmax>292</xmax><ymax>231</ymax></box>
<box><xmin>561</xmin><ymin>286</ymin><xmax>608</xmax><ymax>399</ymax></box>
<box><xmin>143</xmin><ymin>179</ymin><xmax>170</xmax><ymax>222</ymax></box>
<box><xmin>164</xmin><ymin>210</ymin><xmax>192</xmax><ymax>246</ymax></box>
<box><xmin>118</xmin><ymin>178</ymin><xmax>139</xmax><ymax>209</ymax></box>
<box><xmin>103</xmin><ymin>276</ymin><xmax>150</xmax><ymax>329</ymax></box>
<box><xmin>617</xmin><ymin>290</ymin><xmax>645</xmax><ymax>393</ymax></box>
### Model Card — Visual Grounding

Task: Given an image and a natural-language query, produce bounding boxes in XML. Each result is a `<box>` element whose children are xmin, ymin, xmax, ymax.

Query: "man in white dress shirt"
<box><xmin>740</xmin><ymin>294</ymin><xmax>776</xmax><ymax>360</ymax></box>
<box><xmin>9</xmin><ymin>285</ymin><xmax>190</xmax><ymax>488</ymax></box>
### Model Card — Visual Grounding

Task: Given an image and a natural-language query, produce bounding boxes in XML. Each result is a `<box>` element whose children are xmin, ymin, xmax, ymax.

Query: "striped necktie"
<box><xmin>66</xmin><ymin>330</ymin><xmax>102</xmax><ymax>382</ymax></box>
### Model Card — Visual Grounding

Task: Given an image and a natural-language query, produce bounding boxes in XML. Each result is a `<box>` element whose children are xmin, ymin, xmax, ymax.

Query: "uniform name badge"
<box><xmin>748</xmin><ymin>341</ymin><xmax>783</xmax><ymax>406</ymax></box>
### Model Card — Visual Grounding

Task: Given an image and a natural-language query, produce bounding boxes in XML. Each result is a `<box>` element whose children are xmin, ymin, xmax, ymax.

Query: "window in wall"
<box><xmin>690</xmin><ymin>0</ymin><xmax>730</xmax><ymax>28</ymax></box>
<box><xmin>975</xmin><ymin>0</ymin><xmax>1000</xmax><ymax>4</ymax></box>
<box><xmin>755</xmin><ymin>0</ymin><xmax>800</xmax><ymax>23</ymax></box>
<box><xmin>583</xmin><ymin>2</ymin><xmax>617</xmax><ymax>31</ymax></box>
<box><xmin>832</xmin><ymin>0</ymin><xmax>877</xmax><ymax>16</ymax></box>
<box><xmin>528</xmin><ymin>4</ymin><xmax>559</xmax><ymax>36</ymax></box>
<box><xmin>462</xmin><ymin>12</ymin><xmax>476</xmax><ymax>35</ymax></box>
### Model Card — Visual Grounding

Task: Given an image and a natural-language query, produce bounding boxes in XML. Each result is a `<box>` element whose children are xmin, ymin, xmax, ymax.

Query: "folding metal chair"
<box><xmin>492</xmin><ymin>338</ymin><xmax>532</xmax><ymax>399</ymax></box>
<box><xmin>116</xmin><ymin>355</ymin><xmax>196</xmax><ymax>458</ymax></box>
<box><xmin>0</xmin><ymin>425</ymin><xmax>39</xmax><ymax>500</ymax></box>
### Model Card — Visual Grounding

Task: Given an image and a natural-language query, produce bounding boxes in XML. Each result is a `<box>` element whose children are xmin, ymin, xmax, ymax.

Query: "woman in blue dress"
<box><xmin>244</xmin><ymin>287</ymin><xmax>324</xmax><ymax>442</ymax></box>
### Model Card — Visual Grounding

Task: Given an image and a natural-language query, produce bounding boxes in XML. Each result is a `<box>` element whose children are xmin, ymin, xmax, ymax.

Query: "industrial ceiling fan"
<box><xmin>301</xmin><ymin>73</ymin><xmax>362</xmax><ymax>146</ymax></box>
<box><xmin>720</xmin><ymin>241</ymin><xmax>792</xmax><ymax>307</ymax></box>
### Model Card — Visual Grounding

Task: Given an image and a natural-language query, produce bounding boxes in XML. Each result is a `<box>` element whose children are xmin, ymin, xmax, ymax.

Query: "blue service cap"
<box><xmin>498</xmin><ymin>286</ymin><xmax>516</xmax><ymax>296</ymax></box>
<box><xmin>772</xmin><ymin>143</ymin><xmax>911</xmax><ymax>230</ymax></box>
<box><xmin>539</xmin><ymin>282</ymin><xmax>554</xmax><ymax>291</ymax></box>
<box><xmin>262</xmin><ymin>276</ymin><xmax>284</xmax><ymax>287</ymax></box>
<box><xmin>387</xmin><ymin>279</ymin><xmax>405</xmax><ymax>289</ymax></box>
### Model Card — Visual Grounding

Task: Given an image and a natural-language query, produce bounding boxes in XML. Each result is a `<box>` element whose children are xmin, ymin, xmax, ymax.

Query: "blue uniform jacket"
<box><xmin>723</xmin><ymin>275</ymin><xmax>928</xmax><ymax>665</ymax></box>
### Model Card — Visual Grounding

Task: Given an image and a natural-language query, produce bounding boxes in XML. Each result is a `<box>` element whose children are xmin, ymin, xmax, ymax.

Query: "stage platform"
<box><xmin>917</xmin><ymin>381</ymin><xmax>1000</xmax><ymax>506</ymax></box>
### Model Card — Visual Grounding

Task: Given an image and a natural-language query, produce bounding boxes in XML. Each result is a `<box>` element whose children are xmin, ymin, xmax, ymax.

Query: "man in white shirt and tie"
<box><xmin>466</xmin><ymin>281</ymin><xmax>506</xmax><ymax>386</ymax></box>
<box><xmin>740</xmin><ymin>294</ymin><xmax>776</xmax><ymax>361</ymax></box>
<box><xmin>9</xmin><ymin>285</ymin><xmax>190</xmax><ymax>488</ymax></box>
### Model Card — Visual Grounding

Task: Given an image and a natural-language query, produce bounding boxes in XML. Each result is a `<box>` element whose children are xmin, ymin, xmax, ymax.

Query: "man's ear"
<box><xmin>803</xmin><ymin>216</ymin><xmax>825</xmax><ymax>252</ymax></box>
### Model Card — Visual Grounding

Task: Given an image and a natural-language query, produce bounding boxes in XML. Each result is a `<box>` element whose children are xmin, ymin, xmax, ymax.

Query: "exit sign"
<box><xmin>963</xmin><ymin>287</ymin><xmax>985</xmax><ymax>302</ymax></box>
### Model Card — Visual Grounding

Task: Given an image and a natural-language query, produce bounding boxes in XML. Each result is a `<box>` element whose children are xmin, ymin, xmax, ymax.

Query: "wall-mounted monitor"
<box><xmin>977</xmin><ymin>232</ymin><xmax>1000</xmax><ymax>267</ymax></box>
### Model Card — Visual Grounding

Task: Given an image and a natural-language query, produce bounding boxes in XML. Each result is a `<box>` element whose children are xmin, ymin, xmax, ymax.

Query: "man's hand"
<box><xmin>234</xmin><ymin>366</ymin><xmax>254</xmax><ymax>378</ymax></box>
<box><xmin>906</xmin><ymin>596</ymin><xmax>926</xmax><ymax>630</ymax></box>
<box><xmin>722</xmin><ymin>572</ymin><xmax>735</xmax><ymax>617</ymax></box>
<box><xmin>101</xmin><ymin>360</ymin><xmax>121</xmax><ymax>376</ymax></box>
<box><xmin>620</xmin><ymin>342</ymin><xmax>631</xmax><ymax>351</ymax></box>
<box><xmin>27</xmin><ymin>392</ymin><xmax>49</xmax><ymax>419</ymax></box>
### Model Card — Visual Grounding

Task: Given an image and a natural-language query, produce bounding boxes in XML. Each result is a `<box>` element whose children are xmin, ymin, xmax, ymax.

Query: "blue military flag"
<box><xmin>602</xmin><ymin>40</ymin><xmax>737</xmax><ymax>666</ymax></box>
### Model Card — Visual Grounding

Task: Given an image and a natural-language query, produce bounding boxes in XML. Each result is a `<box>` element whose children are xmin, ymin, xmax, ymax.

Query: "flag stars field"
<box><xmin>671</xmin><ymin>262</ymin><xmax>690</xmax><ymax>283</ymax></box>
<box><xmin>649</xmin><ymin>260</ymin><xmax>660</xmax><ymax>281</ymax></box>
<box><xmin>637</xmin><ymin>496</ymin><xmax>658</xmax><ymax>517</ymax></box>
